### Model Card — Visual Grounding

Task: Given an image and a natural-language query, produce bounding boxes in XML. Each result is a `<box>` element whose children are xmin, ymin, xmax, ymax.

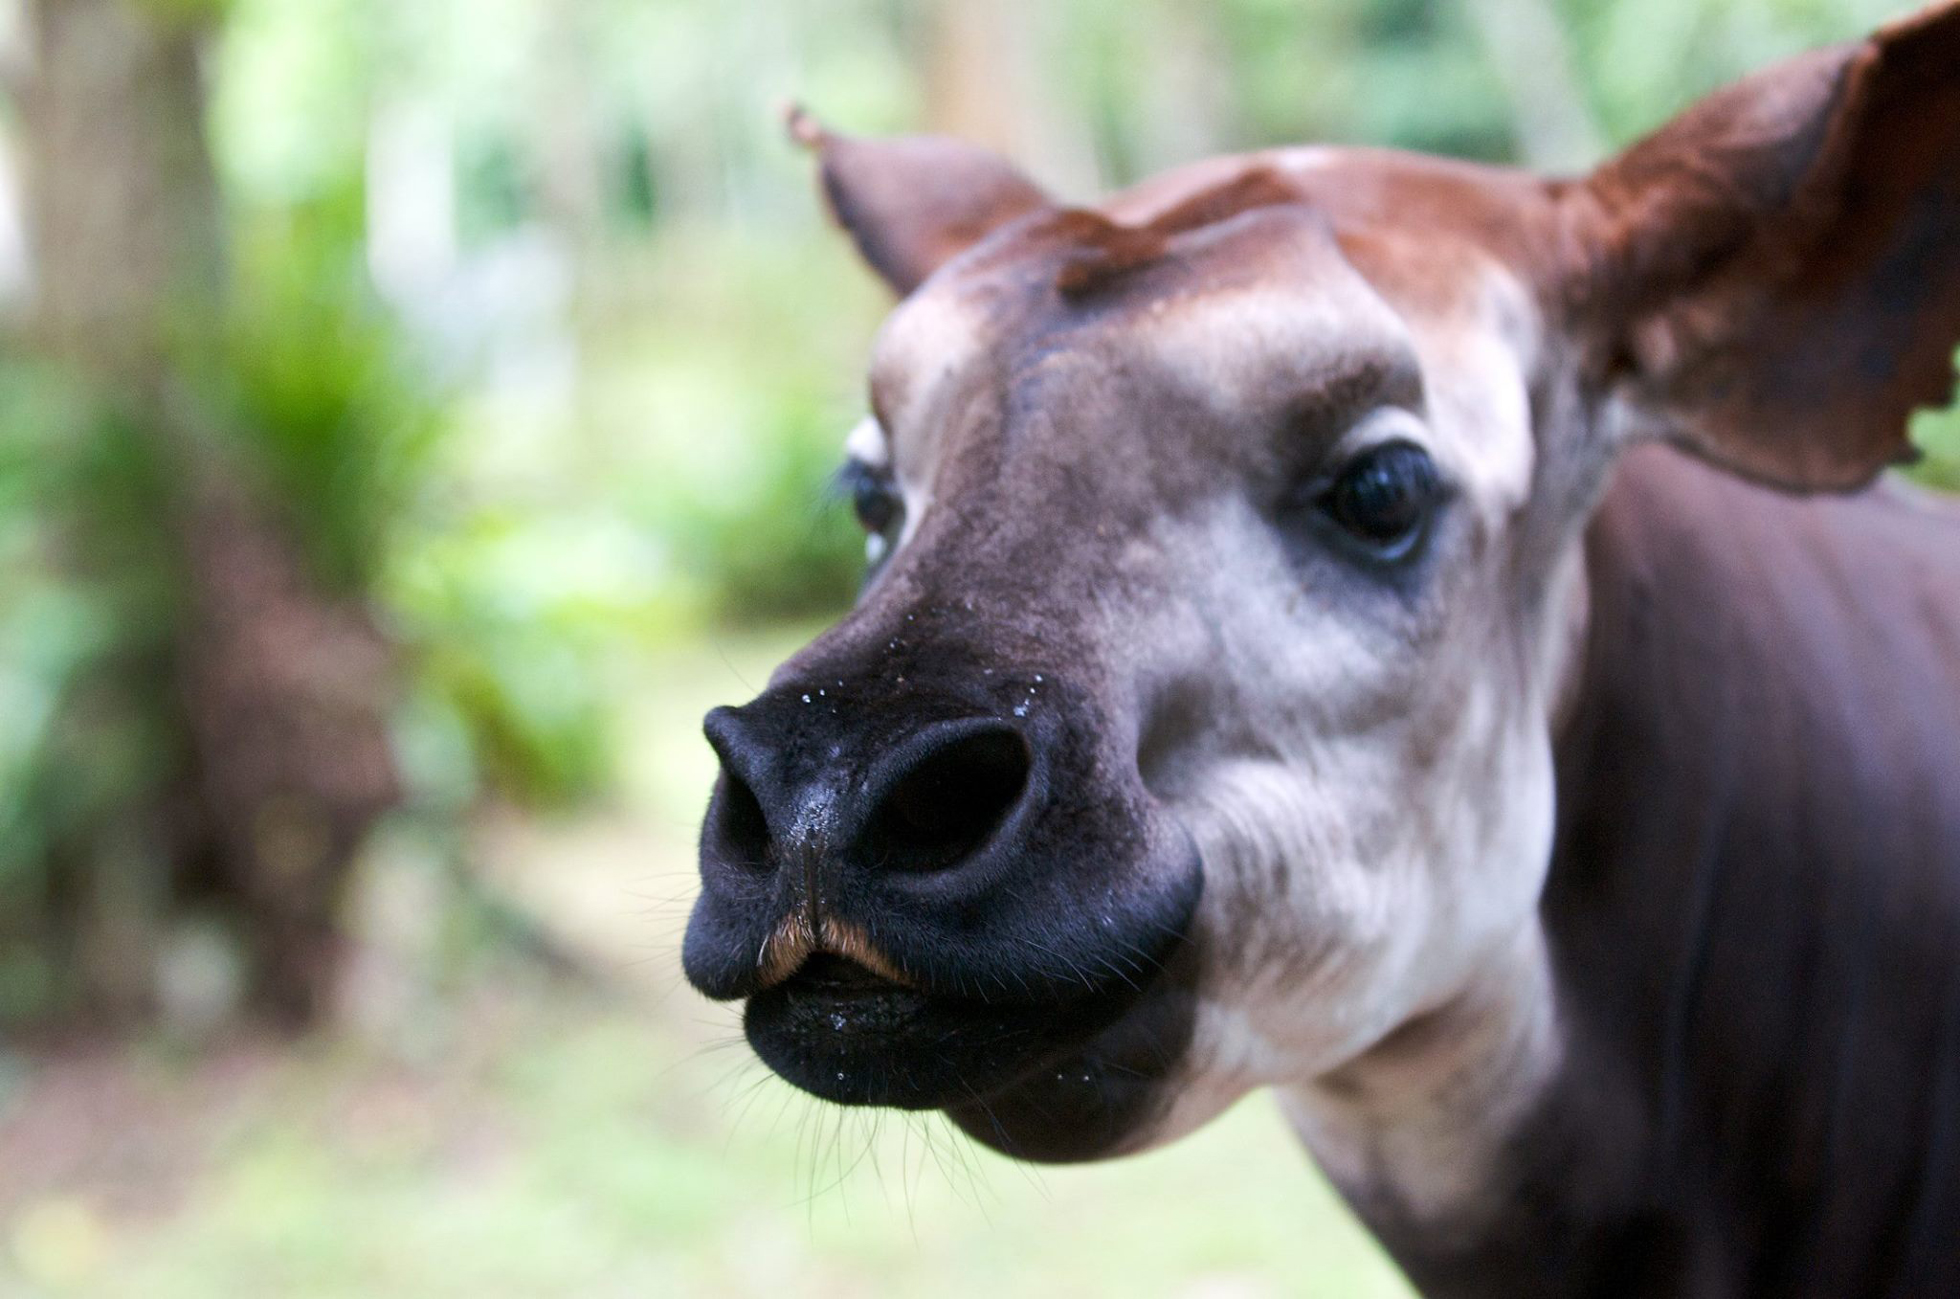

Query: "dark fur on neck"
<box><xmin>1376</xmin><ymin>444</ymin><xmax>1960</xmax><ymax>1298</ymax></box>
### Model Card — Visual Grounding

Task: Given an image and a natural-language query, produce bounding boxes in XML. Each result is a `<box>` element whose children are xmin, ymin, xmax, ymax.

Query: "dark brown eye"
<box><xmin>840</xmin><ymin>459</ymin><xmax>899</xmax><ymax>536</ymax></box>
<box><xmin>1318</xmin><ymin>441</ymin><xmax>1442</xmax><ymax>558</ymax></box>
<box><xmin>839</xmin><ymin>460</ymin><xmax>904</xmax><ymax>575</ymax></box>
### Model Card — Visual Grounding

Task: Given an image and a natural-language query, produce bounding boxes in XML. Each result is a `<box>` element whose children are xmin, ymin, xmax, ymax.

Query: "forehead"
<box><xmin>866</xmin><ymin>182</ymin><xmax>1521</xmax><ymax>447</ymax></box>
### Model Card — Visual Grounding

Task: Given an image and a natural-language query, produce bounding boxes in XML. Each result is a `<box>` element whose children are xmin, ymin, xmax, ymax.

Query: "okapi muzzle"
<box><xmin>683</xmin><ymin>594</ymin><xmax>1203</xmax><ymax>1156</ymax></box>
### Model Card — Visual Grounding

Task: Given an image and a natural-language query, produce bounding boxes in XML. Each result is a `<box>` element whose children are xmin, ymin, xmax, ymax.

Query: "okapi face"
<box><xmin>684</xmin><ymin>8</ymin><xmax>1959</xmax><ymax>1167</ymax></box>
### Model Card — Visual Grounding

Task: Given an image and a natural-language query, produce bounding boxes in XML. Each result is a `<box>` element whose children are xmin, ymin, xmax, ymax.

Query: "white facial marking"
<box><xmin>871</xmin><ymin>290</ymin><xmax>985</xmax><ymax>440</ymax></box>
<box><xmin>842</xmin><ymin>417</ymin><xmax>901</xmax><ymax>568</ymax></box>
<box><xmin>1102</xmin><ymin>251</ymin><xmax>1583</xmax><ymax>1230</ymax></box>
<box><xmin>1280</xmin><ymin>925</ymin><xmax>1563</xmax><ymax>1237</ymax></box>
<box><xmin>1420</xmin><ymin>267</ymin><xmax>1540</xmax><ymax>524</ymax></box>
<box><xmin>843</xmin><ymin>416</ymin><xmax>889</xmax><ymax>471</ymax></box>
<box><xmin>867</xmin><ymin>292</ymin><xmax>989</xmax><ymax>557</ymax></box>
<box><xmin>1134</xmin><ymin>246</ymin><xmax>1414</xmax><ymax>420</ymax></box>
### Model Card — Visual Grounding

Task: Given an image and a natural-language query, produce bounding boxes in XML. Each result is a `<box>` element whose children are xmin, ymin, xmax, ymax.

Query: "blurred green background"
<box><xmin>0</xmin><ymin>0</ymin><xmax>1953</xmax><ymax>1295</ymax></box>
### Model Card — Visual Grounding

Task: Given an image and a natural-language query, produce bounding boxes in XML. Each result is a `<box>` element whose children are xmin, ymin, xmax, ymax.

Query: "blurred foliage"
<box><xmin>386</xmin><ymin>512</ymin><xmax>637</xmax><ymax>811</ymax></box>
<box><xmin>593</xmin><ymin>228</ymin><xmax>883</xmax><ymax>626</ymax></box>
<box><xmin>0</xmin><ymin>201</ymin><xmax>617</xmax><ymax>1022</ymax></box>
<box><xmin>207</xmin><ymin>203</ymin><xmax>445</xmax><ymax>595</ymax></box>
<box><xmin>0</xmin><ymin>363</ymin><xmax>181</xmax><ymax>1020</ymax></box>
<box><xmin>662</xmin><ymin>390</ymin><xmax>865</xmax><ymax>624</ymax></box>
<box><xmin>217</xmin><ymin>198</ymin><xmax>631</xmax><ymax>812</ymax></box>
<box><xmin>1911</xmin><ymin>351</ymin><xmax>1960</xmax><ymax>492</ymax></box>
<box><xmin>1</xmin><ymin>0</ymin><xmax>1954</xmax><ymax>1026</ymax></box>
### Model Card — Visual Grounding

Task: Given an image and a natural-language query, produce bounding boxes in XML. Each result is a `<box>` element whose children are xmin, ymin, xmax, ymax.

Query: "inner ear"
<box><xmin>789</xmin><ymin>107</ymin><xmax>1055</xmax><ymax>297</ymax></box>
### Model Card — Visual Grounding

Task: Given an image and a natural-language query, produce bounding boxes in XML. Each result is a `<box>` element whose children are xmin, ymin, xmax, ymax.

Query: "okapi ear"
<box><xmin>1566</xmin><ymin>2</ymin><xmax>1960</xmax><ymax>491</ymax></box>
<box><xmin>787</xmin><ymin>106</ymin><xmax>1054</xmax><ymax>297</ymax></box>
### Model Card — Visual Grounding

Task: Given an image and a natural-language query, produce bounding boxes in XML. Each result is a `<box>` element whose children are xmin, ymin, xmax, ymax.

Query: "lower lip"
<box><xmin>787</xmin><ymin>982</ymin><xmax>928</xmax><ymax>1037</ymax></box>
<box><xmin>745</xmin><ymin>974</ymin><xmax>1051</xmax><ymax>1109</ymax></box>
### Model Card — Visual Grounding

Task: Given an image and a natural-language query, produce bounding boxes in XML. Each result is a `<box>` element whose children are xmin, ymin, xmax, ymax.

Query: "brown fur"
<box><xmin>691</xmin><ymin>9</ymin><xmax>1960</xmax><ymax>1294</ymax></box>
<box><xmin>757</xmin><ymin>913</ymin><xmax>912</xmax><ymax>990</ymax></box>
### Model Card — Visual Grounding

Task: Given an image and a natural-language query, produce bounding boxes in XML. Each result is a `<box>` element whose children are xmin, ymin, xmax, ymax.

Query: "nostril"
<box><xmin>862</xmin><ymin>724</ymin><xmax>1031</xmax><ymax>872</ymax></box>
<box><xmin>702</xmin><ymin>708</ymin><xmax>774</xmax><ymax>873</ymax></box>
<box><xmin>705</xmin><ymin>769</ymin><xmax>772</xmax><ymax>872</ymax></box>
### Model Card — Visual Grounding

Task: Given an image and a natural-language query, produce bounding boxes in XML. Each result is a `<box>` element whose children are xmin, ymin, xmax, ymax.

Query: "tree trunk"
<box><xmin>18</xmin><ymin>0</ymin><xmax>399</xmax><ymax>1027</ymax></box>
<box><xmin>20</xmin><ymin>0</ymin><xmax>221</xmax><ymax>373</ymax></box>
<box><xmin>921</xmin><ymin>0</ymin><xmax>1100</xmax><ymax>194</ymax></box>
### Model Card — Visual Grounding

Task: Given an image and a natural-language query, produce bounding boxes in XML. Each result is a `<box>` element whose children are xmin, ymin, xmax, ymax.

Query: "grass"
<box><xmin>0</xmin><ymin>626</ymin><xmax>1412</xmax><ymax>1299</ymax></box>
<box><xmin>0</xmin><ymin>990</ymin><xmax>1412</xmax><ymax>1298</ymax></box>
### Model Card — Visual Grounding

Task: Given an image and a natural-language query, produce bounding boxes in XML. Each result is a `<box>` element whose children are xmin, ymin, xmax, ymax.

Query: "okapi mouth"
<box><xmin>741</xmin><ymin>928</ymin><xmax>1193</xmax><ymax>1119</ymax></box>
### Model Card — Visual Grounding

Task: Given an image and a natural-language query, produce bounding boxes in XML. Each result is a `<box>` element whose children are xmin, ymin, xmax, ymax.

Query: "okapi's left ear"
<box><xmin>1566</xmin><ymin>3</ymin><xmax>1960</xmax><ymax>491</ymax></box>
<box><xmin>787</xmin><ymin>106</ymin><xmax>1054</xmax><ymax>297</ymax></box>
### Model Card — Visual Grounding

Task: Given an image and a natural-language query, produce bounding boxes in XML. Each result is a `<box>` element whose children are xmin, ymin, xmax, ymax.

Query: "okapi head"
<box><xmin>684</xmin><ymin>7</ymin><xmax>1960</xmax><ymax>1166</ymax></box>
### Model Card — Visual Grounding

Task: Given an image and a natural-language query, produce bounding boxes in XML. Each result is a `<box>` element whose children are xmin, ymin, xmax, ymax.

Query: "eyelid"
<box><xmin>1278</xmin><ymin>357</ymin><xmax>1424</xmax><ymax>435</ymax></box>
<box><xmin>840</xmin><ymin>455</ymin><xmax>888</xmax><ymax>482</ymax></box>
<box><xmin>1334</xmin><ymin>405</ymin><xmax>1428</xmax><ymax>455</ymax></box>
<box><xmin>844</xmin><ymin>416</ymin><xmax>891</xmax><ymax>471</ymax></box>
<box><xmin>1279</xmin><ymin>407</ymin><xmax>1434</xmax><ymax>504</ymax></box>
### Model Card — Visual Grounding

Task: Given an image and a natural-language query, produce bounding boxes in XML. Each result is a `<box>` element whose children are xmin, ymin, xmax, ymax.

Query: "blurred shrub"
<box><xmin>206</xmin><ymin>205</ymin><xmax>448</xmax><ymax>594</ymax></box>
<box><xmin>663</xmin><ymin>383</ymin><xmax>864</xmax><ymax>625</ymax></box>
<box><xmin>585</xmin><ymin>226</ymin><xmax>882</xmax><ymax>630</ymax></box>
<box><xmin>0</xmin><ymin>363</ymin><xmax>183</xmax><ymax>1019</ymax></box>
<box><xmin>384</xmin><ymin>509</ymin><xmax>655</xmax><ymax>810</ymax></box>
<box><xmin>0</xmin><ymin>205</ymin><xmax>638</xmax><ymax>1020</ymax></box>
<box><xmin>1914</xmin><ymin>413</ymin><xmax>1960</xmax><ymax>492</ymax></box>
<box><xmin>212</xmin><ymin>203</ymin><xmax>630</xmax><ymax>811</ymax></box>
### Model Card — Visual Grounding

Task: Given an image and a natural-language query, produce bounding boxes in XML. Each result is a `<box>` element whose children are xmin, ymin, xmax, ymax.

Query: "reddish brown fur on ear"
<box><xmin>787</xmin><ymin>105</ymin><xmax>1054</xmax><ymax>297</ymax></box>
<box><xmin>1568</xmin><ymin>1</ymin><xmax>1960</xmax><ymax>491</ymax></box>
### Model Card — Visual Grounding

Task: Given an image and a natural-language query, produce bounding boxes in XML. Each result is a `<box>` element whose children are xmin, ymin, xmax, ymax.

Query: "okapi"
<box><xmin>683</xmin><ymin>6</ymin><xmax>1960</xmax><ymax>1295</ymax></box>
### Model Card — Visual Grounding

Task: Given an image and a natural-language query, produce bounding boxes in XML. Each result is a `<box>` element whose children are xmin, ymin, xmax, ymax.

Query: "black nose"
<box><xmin>702</xmin><ymin>705</ymin><xmax>1034</xmax><ymax>884</ymax></box>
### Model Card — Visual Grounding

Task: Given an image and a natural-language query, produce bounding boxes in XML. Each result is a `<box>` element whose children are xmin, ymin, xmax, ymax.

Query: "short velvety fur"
<box><xmin>1377</xmin><ymin>446</ymin><xmax>1960</xmax><ymax>1296</ymax></box>
<box><xmin>688</xmin><ymin>8</ymin><xmax>1960</xmax><ymax>1295</ymax></box>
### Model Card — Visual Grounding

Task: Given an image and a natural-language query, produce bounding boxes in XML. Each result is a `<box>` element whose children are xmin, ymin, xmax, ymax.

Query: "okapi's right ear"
<box><xmin>1562</xmin><ymin>2</ymin><xmax>1960</xmax><ymax>492</ymax></box>
<box><xmin>787</xmin><ymin>106</ymin><xmax>1054</xmax><ymax>297</ymax></box>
